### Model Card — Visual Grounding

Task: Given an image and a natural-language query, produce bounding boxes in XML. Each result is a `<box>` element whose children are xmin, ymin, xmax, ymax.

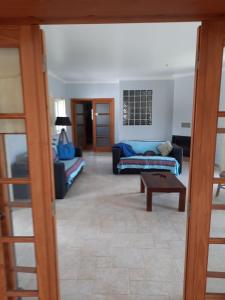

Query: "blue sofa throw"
<box><xmin>114</xmin><ymin>143</ymin><xmax>136</xmax><ymax>157</ymax></box>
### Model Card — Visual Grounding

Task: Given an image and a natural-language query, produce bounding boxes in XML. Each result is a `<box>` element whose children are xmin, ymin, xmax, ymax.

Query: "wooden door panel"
<box><xmin>184</xmin><ymin>21</ymin><xmax>225</xmax><ymax>300</ymax></box>
<box><xmin>0</xmin><ymin>26</ymin><xmax>59</xmax><ymax>300</ymax></box>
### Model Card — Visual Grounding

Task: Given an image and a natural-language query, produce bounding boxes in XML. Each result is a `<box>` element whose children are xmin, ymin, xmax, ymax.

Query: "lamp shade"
<box><xmin>55</xmin><ymin>116</ymin><xmax>72</xmax><ymax>126</ymax></box>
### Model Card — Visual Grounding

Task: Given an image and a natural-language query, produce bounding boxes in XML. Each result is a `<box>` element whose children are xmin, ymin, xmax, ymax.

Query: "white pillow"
<box><xmin>157</xmin><ymin>141</ymin><xmax>173</xmax><ymax>156</ymax></box>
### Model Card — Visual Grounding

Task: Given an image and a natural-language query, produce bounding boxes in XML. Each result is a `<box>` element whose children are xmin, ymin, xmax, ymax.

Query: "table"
<box><xmin>140</xmin><ymin>172</ymin><xmax>186</xmax><ymax>211</ymax></box>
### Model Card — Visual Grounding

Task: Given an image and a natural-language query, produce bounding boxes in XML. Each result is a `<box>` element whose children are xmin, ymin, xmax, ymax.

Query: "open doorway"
<box><xmin>44</xmin><ymin>22</ymin><xmax>198</xmax><ymax>300</ymax></box>
<box><xmin>72</xmin><ymin>100</ymin><xmax>93</xmax><ymax>150</ymax></box>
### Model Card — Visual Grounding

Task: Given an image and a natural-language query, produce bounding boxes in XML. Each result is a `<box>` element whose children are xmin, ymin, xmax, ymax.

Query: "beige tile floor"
<box><xmin>56</xmin><ymin>152</ymin><xmax>190</xmax><ymax>300</ymax></box>
<box><xmin>13</xmin><ymin>152</ymin><xmax>225</xmax><ymax>299</ymax></box>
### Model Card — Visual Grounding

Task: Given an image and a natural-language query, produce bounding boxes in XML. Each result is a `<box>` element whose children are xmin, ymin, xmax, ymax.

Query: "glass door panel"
<box><xmin>3</xmin><ymin>134</ymin><xmax>29</xmax><ymax>178</ymax></box>
<box><xmin>96</xmin><ymin>103</ymin><xmax>109</xmax><ymax>113</ymax></box>
<box><xmin>96</xmin><ymin>114</ymin><xmax>110</xmax><ymax>125</ymax></box>
<box><xmin>0</xmin><ymin>48</ymin><xmax>24</xmax><ymax>113</ymax></box>
<box><xmin>0</xmin><ymin>119</ymin><xmax>25</xmax><ymax>133</ymax></box>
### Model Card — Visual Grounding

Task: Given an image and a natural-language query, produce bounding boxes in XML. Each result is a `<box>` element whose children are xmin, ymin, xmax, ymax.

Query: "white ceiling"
<box><xmin>43</xmin><ymin>23</ymin><xmax>200</xmax><ymax>83</ymax></box>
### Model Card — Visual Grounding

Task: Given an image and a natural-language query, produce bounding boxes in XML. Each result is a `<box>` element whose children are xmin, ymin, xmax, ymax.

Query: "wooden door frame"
<box><xmin>0</xmin><ymin>19</ymin><xmax>224</xmax><ymax>300</ymax></box>
<box><xmin>71</xmin><ymin>98</ymin><xmax>115</xmax><ymax>152</ymax></box>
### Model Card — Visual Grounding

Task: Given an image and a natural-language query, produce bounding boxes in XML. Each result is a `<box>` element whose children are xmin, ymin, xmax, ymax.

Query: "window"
<box><xmin>54</xmin><ymin>98</ymin><xmax>66</xmax><ymax>133</ymax></box>
<box><xmin>123</xmin><ymin>89</ymin><xmax>152</xmax><ymax>125</ymax></box>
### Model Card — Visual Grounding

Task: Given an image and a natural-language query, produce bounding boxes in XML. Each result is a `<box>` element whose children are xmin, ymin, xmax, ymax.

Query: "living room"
<box><xmin>46</xmin><ymin>22</ymin><xmax>194</xmax><ymax>300</ymax></box>
<box><xmin>1</xmin><ymin>21</ymin><xmax>225</xmax><ymax>300</ymax></box>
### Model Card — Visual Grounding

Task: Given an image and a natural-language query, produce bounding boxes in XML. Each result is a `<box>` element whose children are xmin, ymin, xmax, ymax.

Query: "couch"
<box><xmin>112</xmin><ymin>140</ymin><xmax>183</xmax><ymax>175</ymax></box>
<box><xmin>53</xmin><ymin>147</ymin><xmax>85</xmax><ymax>199</ymax></box>
<box><xmin>11</xmin><ymin>146</ymin><xmax>85</xmax><ymax>200</ymax></box>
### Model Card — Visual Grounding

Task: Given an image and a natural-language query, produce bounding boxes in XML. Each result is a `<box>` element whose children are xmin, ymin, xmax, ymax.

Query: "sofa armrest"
<box><xmin>169</xmin><ymin>143</ymin><xmax>183</xmax><ymax>174</ymax></box>
<box><xmin>112</xmin><ymin>147</ymin><xmax>122</xmax><ymax>174</ymax></box>
<box><xmin>75</xmin><ymin>147</ymin><xmax>83</xmax><ymax>157</ymax></box>
<box><xmin>54</xmin><ymin>161</ymin><xmax>67</xmax><ymax>199</ymax></box>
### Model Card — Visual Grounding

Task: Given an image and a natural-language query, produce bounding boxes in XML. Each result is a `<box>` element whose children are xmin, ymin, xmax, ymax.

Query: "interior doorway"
<box><xmin>72</xmin><ymin>100</ymin><xmax>93</xmax><ymax>150</ymax></box>
<box><xmin>71</xmin><ymin>98</ymin><xmax>115</xmax><ymax>151</ymax></box>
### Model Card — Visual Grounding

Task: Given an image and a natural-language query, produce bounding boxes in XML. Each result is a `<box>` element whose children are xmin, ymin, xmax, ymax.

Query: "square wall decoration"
<box><xmin>123</xmin><ymin>89</ymin><xmax>152</xmax><ymax>126</ymax></box>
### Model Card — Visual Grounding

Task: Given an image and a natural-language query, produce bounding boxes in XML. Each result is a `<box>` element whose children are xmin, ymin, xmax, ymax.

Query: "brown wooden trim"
<box><xmin>12</xmin><ymin>266</ymin><xmax>37</xmax><ymax>273</ymax></box>
<box><xmin>4</xmin><ymin>2</ymin><xmax>225</xmax><ymax>25</ymax></box>
<box><xmin>0</xmin><ymin>134</ymin><xmax>18</xmax><ymax>300</ymax></box>
<box><xmin>0</xmin><ymin>237</ymin><xmax>35</xmax><ymax>243</ymax></box>
<box><xmin>209</xmin><ymin>238</ymin><xmax>225</xmax><ymax>244</ymax></box>
<box><xmin>213</xmin><ymin>178</ymin><xmax>225</xmax><ymax>184</ymax></box>
<box><xmin>206</xmin><ymin>293</ymin><xmax>225</xmax><ymax>300</ymax></box>
<box><xmin>182</xmin><ymin>26</ymin><xmax>200</xmax><ymax>300</ymax></box>
<box><xmin>0</xmin><ymin>178</ymin><xmax>30</xmax><ymax>184</ymax></box>
<box><xmin>0</xmin><ymin>26</ymin><xmax>20</xmax><ymax>46</ymax></box>
<box><xmin>0</xmin><ymin>114</ymin><xmax>26</xmax><ymax>119</ymax></box>
<box><xmin>216</xmin><ymin>128</ymin><xmax>225</xmax><ymax>133</ymax></box>
<box><xmin>207</xmin><ymin>271</ymin><xmax>225</xmax><ymax>279</ymax></box>
<box><xmin>211</xmin><ymin>204</ymin><xmax>225</xmax><ymax>210</ymax></box>
<box><xmin>217</xmin><ymin>111</ymin><xmax>225</xmax><ymax>117</ymax></box>
<box><xmin>22</xmin><ymin>25</ymin><xmax>59</xmax><ymax>300</ymax></box>
<box><xmin>6</xmin><ymin>201</ymin><xmax>32</xmax><ymax>208</ymax></box>
<box><xmin>6</xmin><ymin>290</ymin><xmax>38</xmax><ymax>297</ymax></box>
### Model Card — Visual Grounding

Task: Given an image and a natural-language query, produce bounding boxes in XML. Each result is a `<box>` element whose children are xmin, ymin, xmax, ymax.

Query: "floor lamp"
<box><xmin>55</xmin><ymin>116</ymin><xmax>72</xmax><ymax>142</ymax></box>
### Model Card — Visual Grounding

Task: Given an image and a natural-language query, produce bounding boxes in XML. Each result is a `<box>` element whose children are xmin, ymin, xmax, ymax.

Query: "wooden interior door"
<box><xmin>184</xmin><ymin>21</ymin><xmax>225</xmax><ymax>300</ymax></box>
<box><xmin>93</xmin><ymin>98</ymin><xmax>114</xmax><ymax>151</ymax></box>
<box><xmin>0</xmin><ymin>26</ymin><xmax>59</xmax><ymax>300</ymax></box>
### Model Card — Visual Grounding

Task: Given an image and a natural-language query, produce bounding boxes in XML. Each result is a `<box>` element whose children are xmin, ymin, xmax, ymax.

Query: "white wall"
<box><xmin>48</xmin><ymin>74</ymin><xmax>67</xmax><ymax>99</ymax></box>
<box><xmin>47</xmin><ymin>74</ymin><xmax>198</xmax><ymax>146</ymax></box>
<box><xmin>47</xmin><ymin>73</ymin><xmax>69</xmax><ymax>138</ymax></box>
<box><xmin>119</xmin><ymin>80</ymin><xmax>174</xmax><ymax>141</ymax></box>
<box><xmin>172</xmin><ymin>75</ymin><xmax>194</xmax><ymax>136</ymax></box>
<box><xmin>171</xmin><ymin>72</ymin><xmax>225</xmax><ymax>169</ymax></box>
<box><xmin>66</xmin><ymin>82</ymin><xmax>120</xmax><ymax>142</ymax></box>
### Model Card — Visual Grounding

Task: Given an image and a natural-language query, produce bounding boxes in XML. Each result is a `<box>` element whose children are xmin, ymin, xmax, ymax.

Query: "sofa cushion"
<box><xmin>117</xmin><ymin>155</ymin><xmax>180</xmax><ymax>175</ymax></box>
<box><xmin>121</xmin><ymin>140</ymin><xmax>164</xmax><ymax>154</ymax></box>
<box><xmin>157</xmin><ymin>141</ymin><xmax>173</xmax><ymax>156</ymax></box>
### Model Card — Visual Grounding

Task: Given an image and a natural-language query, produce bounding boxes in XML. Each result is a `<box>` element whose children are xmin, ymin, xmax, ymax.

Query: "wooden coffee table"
<box><xmin>140</xmin><ymin>172</ymin><xmax>186</xmax><ymax>212</ymax></box>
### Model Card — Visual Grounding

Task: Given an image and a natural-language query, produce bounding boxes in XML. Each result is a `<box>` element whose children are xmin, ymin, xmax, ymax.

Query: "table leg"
<box><xmin>179</xmin><ymin>190</ymin><xmax>186</xmax><ymax>212</ymax></box>
<box><xmin>146</xmin><ymin>189</ymin><xmax>152</xmax><ymax>211</ymax></box>
<box><xmin>140</xmin><ymin>178</ymin><xmax>145</xmax><ymax>193</ymax></box>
